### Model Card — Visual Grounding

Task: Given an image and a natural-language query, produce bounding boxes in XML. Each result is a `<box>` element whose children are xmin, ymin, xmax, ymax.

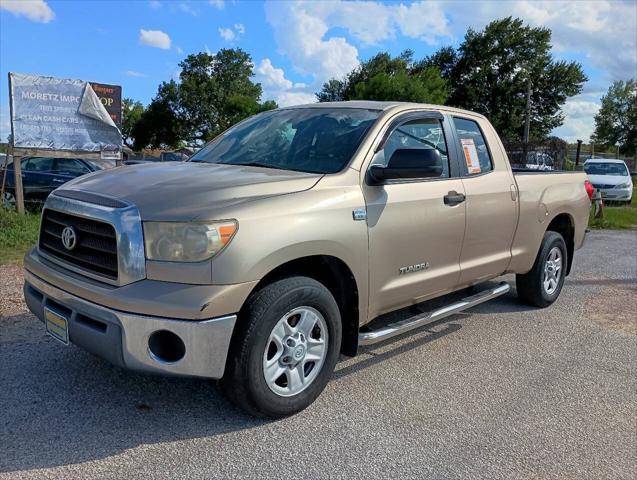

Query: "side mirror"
<box><xmin>368</xmin><ymin>148</ymin><xmax>443</xmax><ymax>185</ymax></box>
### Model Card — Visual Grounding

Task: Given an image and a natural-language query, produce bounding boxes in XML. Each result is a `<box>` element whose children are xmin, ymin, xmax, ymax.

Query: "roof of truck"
<box><xmin>282</xmin><ymin>100</ymin><xmax>486</xmax><ymax>119</ymax></box>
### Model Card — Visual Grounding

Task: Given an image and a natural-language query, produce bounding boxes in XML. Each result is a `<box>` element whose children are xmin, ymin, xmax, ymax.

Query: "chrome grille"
<box><xmin>39</xmin><ymin>209</ymin><xmax>118</xmax><ymax>279</ymax></box>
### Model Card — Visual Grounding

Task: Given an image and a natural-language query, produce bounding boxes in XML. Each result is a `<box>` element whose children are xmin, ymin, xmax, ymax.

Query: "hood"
<box><xmin>60</xmin><ymin>162</ymin><xmax>322</xmax><ymax>220</ymax></box>
<box><xmin>586</xmin><ymin>174</ymin><xmax>631</xmax><ymax>187</ymax></box>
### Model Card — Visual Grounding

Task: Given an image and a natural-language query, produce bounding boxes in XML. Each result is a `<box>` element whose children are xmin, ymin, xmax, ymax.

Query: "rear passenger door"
<box><xmin>450</xmin><ymin>116</ymin><xmax>518</xmax><ymax>285</ymax></box>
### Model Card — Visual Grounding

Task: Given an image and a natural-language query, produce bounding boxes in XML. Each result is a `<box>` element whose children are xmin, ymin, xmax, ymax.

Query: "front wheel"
<box><xmin>2</xmin><ymin>190</ymin><xmax>16</xmax><ymax>209</ymax></box>
<box><xmin>516</xmin><ymin>231</ymin><xmax>567</xmax><ymax>308</ymax></box>
<box><xmin>220</xmin><ymin>276</ymin><xmax>342</xmax><ymax>418</ymax></box>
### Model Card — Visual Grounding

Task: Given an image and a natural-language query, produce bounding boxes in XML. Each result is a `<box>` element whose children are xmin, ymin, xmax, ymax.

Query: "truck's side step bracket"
<box><xmin>358</xmin><ymin>282</ymin><xmax>511</xmax><ymax>346</ymax></box>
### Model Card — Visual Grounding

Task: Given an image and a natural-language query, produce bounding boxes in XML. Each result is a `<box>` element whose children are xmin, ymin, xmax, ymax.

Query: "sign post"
<box><xmin>7</xmin><ymin>72</ymin><xmax>122</xmax><ymax>213</ymax></box>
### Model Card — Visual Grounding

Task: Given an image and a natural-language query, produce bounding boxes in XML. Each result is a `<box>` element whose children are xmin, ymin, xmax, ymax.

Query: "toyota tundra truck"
<box><xmin>23</xmin><ymin>101</ymin><xmax>592</xmax><ymax>417</ymax></box>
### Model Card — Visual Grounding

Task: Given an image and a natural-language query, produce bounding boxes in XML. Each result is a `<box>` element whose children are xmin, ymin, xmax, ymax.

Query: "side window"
<box><xmin>55</xmin><ymin>158</ymin><xmax>89</xmax><ymax>175</ymax></box>
<box><xmin>377</xmin><ymin>118</ymin><xmax>450</xmax><ymax>178</ymax></box>
<box><xmin>452</xmin><ymin>117</ymin><xmax>493</xmax><ymax>175</ymax></box>
<box><xmin>25</xmin><ymin>157</ymin><xmax>54</xmax><ymax>172</ymax></box>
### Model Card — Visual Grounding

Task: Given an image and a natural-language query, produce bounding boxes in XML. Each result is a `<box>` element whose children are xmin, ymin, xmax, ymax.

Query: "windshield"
<box><xmin>189</xmin><ymin>108</ymin><xmax>380</xmax><ymax>174</ymax></box>
<box><xmin>584</xmin><ymin>162</ymin><xmax>628</xmax><ymax>176</ymax></box>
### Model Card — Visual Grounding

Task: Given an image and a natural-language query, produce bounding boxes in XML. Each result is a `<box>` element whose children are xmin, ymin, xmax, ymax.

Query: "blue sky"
<box><xmin>1</xmin><ymin>0</ymin><xmax>636</xmax><ymax>143</ymax></box>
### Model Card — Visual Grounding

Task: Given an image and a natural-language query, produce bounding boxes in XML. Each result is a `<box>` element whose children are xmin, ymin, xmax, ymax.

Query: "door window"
<box><xmin>452</xmin><ymin>117</ymin><xmax>493</xmax><ymax>175</ymax></box>
<box><xmin>377</xmin><ymin>118</ymin><xmax>450</xmax><ymax>178</ymax></box>
<box><xmin>55</xmin><ymin>158</ymin><xmax>90</xmax><ymax>175</ymax></box>
<box><xmin>24</xmin><ymin>157</ymin><xmax>54</xmax><ymax>172</ymax></box>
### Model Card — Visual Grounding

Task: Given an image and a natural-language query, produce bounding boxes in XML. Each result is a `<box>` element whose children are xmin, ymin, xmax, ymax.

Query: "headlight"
<box><xmin>143</xmin><ymin>221</ymin><xmax>237</xmax><ymax>262</ymax></box>
<box><xmin>616</xmin><ymin>182</ymin><xmax>631</xmax><ymax>189</ymax></box>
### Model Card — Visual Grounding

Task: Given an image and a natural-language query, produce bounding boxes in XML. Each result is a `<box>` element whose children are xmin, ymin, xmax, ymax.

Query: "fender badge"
<box><xmin>352</xmin><ymin>208</ymin><xmax>367</xmax><ymax>221</ymax></box>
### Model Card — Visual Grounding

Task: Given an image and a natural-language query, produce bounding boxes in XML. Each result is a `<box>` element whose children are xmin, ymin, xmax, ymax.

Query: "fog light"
<box><xmin>148</xmin><ymin>330</ymin><xmax>186</xmax><ymax>363</ymax></box>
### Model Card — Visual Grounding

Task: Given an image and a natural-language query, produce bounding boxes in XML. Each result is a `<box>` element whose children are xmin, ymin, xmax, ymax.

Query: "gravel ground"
<box><xmin>1</xmin><ymin>230</ymin><xmax>636</xmax><ymax>479</ymax></box>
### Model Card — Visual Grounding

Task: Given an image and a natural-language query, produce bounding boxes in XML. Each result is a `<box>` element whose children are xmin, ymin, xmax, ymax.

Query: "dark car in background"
<box><xmin>124</xmin><ymin>151</ymin><xmax>190</xmax><ymax>165</ymax></box>
<box><xmin>2</xmin><ymin>157</ymin><xmax>107</xmax><ymax>210</ymax></box>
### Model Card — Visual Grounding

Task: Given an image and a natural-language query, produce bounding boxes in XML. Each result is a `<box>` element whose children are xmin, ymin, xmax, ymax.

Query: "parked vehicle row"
<box><xmin>1</xmin><ymin>157</ymin><xmax>112</xmax><ymax>210</ymax></box>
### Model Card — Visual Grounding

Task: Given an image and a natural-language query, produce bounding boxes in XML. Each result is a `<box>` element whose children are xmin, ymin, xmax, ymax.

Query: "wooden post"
<box><xmin>0</xmin><ymin>151</ymin><xmax>8</xmax><ymax>205</ymax></box>
<box><xmin>575</xmin><ymin>139</ymin><xmax>582</xmax><ymax>167</ymax></box>
<box><xmin>13</xmin><ymin>154</ymin><xmax>25</xmax><ymax>213</ymax></box>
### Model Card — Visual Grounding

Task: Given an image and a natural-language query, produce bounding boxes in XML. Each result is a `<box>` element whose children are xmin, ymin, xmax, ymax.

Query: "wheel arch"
<box><xmin>240</xmin><ymin>255</ymin><xmax>361</xmax><ymax>357</ymax></box>
<box><xmin>545</xmin><ymin>212</ymin><xmax>575</xmax><ymax>275</ymax></box>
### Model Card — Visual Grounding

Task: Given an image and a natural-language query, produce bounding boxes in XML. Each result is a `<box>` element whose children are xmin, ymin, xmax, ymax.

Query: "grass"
<box><xmin>588</xmin><ymin>186</ymin><xmax>637</xmax><ymax>230</ymax></box>
<box><xmin>0</xmin><ymin>208</ymin><xmax>41</xmax><ymax>264</ymax></box>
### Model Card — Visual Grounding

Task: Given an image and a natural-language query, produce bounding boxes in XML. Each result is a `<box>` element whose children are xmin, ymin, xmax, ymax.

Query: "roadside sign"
<box><xmin>8</xmin><ymin>72</ymin><xmax>122</xmax><ymax>152</ymax></box>
<box><xmin>89</xmin><ymin>82</ymin><xmax>122</xmax><ymax>128</ymax></box>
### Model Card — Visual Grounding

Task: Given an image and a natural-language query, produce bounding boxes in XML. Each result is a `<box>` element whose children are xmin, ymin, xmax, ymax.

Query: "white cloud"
<box><xmin>219</xmin><ymin>23</ymin><xmax>245</xmax><ymax>42</ymax></box>
<box><xmin>552</xmin><ymin>96</ymin><xmax>601</xmax><ymax>143</ymax></box>
<box><xmin>178</xmin><ymin>2</ymin><xmax>198</xmax><ymax>16</ymax></box>
<box><xmin>148</xmin><ymin>0</ymin><xmax>161</xmax><ymax>8</ymax></box>
<box><xmin>209</xmin><ymin>0</ymin><xmax>224</xmax><ymax>9</ymax></box>
<box><xmin>447</xmin><ymin>1</ymin><xmax>636</xmax><ymax>82</ymax></box>
<box><xmin>265</xmin><ymin>1</ymin><xmax>452</xmax><ymax>85</ymax></box>
<box><xmin>218</xmin><ymin>27</ymin><xmax>235</xmax><ymax>41</ymax></box>
<box><xmin>124</xmin><ymin>70</ymin><xmax>147</xmax><ymax>78</ymax></box>
<box><xmin>176</xmin><ymin>46</ymin><xmax>184</xmax><ymax>54</ymax></box>
<box><xmin>0</xmin><ymin>0</ymin><xmax>54</xmax><ymax>23</ymax></box>
<box><xmin>265</xmin><ymin>2</ymin><xmax>359</xmax><ymax>85</ymax></box>
<box><xmin>255</xmin><ymin>59</ymin><xmax>316</xmax><ymax>107</ymax></box>
<box><xmin>139</xmin><ymin>29</ymin><xmax>172</xmax><ymax>49</ymax></box>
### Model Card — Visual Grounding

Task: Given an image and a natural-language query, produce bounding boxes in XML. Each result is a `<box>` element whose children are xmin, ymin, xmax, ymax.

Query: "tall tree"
<box><xmin>316</xmin><ymin>50</ymin><xmax>448</xmax><ymax>105</ymax></box>
<box><xmin>134</xmin><ymin>49</ymin><xmax>277</xmax><ymax>149</ymax></box>
<box><xmin>424</xmin><ymin>17</ymin><xmax>587</xmax><ymax>141</ymax></box>
<box><xmin>592</xmin><ymin>79</ymin><xmax>637</xmax><ymax>155</ymax></box>
<box><xmin>132</xmin><ymin>80</ymin><xmax>185</xmax><ymax>150</ymax></box>
<box><xmin>121</xmin><ymin>98</ymin><xmax>145</xmax><ymax>148</ymax></box>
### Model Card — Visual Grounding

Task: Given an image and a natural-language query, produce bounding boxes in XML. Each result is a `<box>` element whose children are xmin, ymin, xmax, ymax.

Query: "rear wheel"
<box><xmin>516</xmin><ymin>231</ymin><xmax>567</xmax><ymax>308</ymax></box>
<box><xmin>220</xmin><ymin>276</ymin><xmax>341</xmax><ymax>418</ymax></box>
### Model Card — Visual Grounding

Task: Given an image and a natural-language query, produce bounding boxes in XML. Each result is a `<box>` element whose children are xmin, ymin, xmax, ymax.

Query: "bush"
<box><xmin>0</xmin><ymin>208</ymin><xmax>41</xmax><ymax>264</ymax></box>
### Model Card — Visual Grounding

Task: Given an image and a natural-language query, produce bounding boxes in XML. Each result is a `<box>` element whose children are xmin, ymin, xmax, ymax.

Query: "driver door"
<box><xmin>363</xmin><ymin>113</ymin><xmax>466</xmax><ymax>318</ymax></box>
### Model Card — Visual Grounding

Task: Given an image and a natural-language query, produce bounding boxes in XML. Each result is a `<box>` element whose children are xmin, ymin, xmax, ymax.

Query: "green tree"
<box><xmin>132</xmin><ymin>80</ymin><xmax>185</xmax><ymax>150</ymax></box>
<box><xmin>316</xmin><ymin>50</ymin><xmax>448</xmax><ymax>105</ymax></box>
<box><xmin>121</xmin><ymin>98</ymin><xmax>145</xmax><ymax>148</ymax></box>
<box><xmin>592</xmin><ymin>79</ymin><xmax>637</xmax><ymax>155</ymax></box>
<box><xmin>425</xmin><ymin>17</ymin><xmax>587</xmax><ymax>141</ymax></box>
<box><xmin>135</xmin><ymin>49</ymin><xmax>277</xmax><ymax>149</ymax></box>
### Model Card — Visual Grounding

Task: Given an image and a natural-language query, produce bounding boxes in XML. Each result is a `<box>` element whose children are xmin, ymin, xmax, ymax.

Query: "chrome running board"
<box><xmin>358</xmin><ymin>282</ymin><xmax>510</xmax><ymax>346</ymax></box>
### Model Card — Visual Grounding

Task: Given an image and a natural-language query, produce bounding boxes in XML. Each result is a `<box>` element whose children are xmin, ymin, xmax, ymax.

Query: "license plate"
<box><xmin>45</xmin><ymin>307</ymin><xmax>69</xmax><ymax>345</ymax></box>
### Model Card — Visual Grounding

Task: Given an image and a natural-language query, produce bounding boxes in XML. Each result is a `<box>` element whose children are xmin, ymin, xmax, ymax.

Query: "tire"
<box><xmin>516</xmin><ymin>231</ymin><xmax>567</xmax><ymax>308</ymax></box>
<box><xmin>220</xmin><ymin>276</ymin><xmax>342</xmax><ymax>418</ymax></box>
<box><xmin>2</xmin><ymin>190</ymin><xmax>16</xmax><ymax>210</ymax></box>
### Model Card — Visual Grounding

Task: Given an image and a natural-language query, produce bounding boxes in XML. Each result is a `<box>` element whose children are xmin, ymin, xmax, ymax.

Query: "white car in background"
<box><xmin>584</xmin><ymin>159</ymin><xmax>633</xmax><ymax>203</ymax></box>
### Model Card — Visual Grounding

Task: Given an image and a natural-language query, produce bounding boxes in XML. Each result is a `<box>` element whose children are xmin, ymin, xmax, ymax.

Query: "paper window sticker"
<box><xmin>461</xmin><ymin>138</ymin><xmax>481</xmax><ymax>174</ymax></box>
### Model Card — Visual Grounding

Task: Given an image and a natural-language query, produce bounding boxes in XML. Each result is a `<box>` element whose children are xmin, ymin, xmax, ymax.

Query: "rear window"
<box><xmin>452</xmin><ymin>117</ymin><xmax>493</xmax><ymax>175</ymax></box>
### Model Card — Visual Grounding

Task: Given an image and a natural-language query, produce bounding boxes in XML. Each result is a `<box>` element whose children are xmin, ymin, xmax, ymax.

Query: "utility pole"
<box><xmin>522</xmin><ymin>79</ymin><xmax>532</xmax><ymax>161</ymax></box>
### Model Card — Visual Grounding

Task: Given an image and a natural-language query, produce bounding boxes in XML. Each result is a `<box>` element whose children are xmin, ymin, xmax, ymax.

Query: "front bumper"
<box><xmin>24</xmin><ymin>269</ymin><xmax>237</xmax><ymax>379</ymax></box>
<box><xmin>599</xmin><ymin>188</ymin><xmax>632</xmax><ymax>201</ymax></box>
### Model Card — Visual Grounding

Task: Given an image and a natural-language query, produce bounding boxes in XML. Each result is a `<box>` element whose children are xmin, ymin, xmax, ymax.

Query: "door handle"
<box><xmin>444</xmin><ymin>191</ymin><xmax>466</xmax><ymax>206</ymax></box>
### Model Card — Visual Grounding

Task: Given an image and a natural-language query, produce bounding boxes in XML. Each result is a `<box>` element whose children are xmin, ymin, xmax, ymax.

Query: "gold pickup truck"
<box><xmin>23</xmin><ymin>102</ymin><xmax>592</xmax><ymax>417</ymax></box>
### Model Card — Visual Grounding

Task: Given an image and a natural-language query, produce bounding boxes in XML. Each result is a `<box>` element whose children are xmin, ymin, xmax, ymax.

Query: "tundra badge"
<box><xmin>399</xmin><ymin>262</ymin><xmax>430</xmax><ymax>274</ymax></box>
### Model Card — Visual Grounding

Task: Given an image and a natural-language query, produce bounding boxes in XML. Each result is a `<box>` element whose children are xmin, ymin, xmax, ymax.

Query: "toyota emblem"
<box><xmin>61</xmin><ymin>226</ymin><xmax>77</xmax><ymax>251</ymax></box>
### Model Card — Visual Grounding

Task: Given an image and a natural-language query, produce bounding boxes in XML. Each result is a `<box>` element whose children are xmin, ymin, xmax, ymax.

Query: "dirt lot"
<box><xmin>1</xmin><ymin>230</ymin><xmax>636</xmax><ymax>479</ymax></box>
